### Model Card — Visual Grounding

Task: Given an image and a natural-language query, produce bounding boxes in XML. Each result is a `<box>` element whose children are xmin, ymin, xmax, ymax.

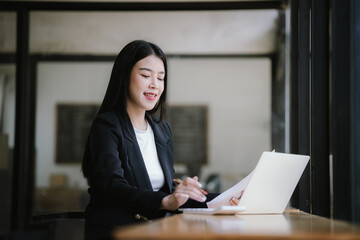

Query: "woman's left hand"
<box><xmin>229</xmin><ymin>190</ymin><xmax>244</xmax><ymax>206</ymax></box>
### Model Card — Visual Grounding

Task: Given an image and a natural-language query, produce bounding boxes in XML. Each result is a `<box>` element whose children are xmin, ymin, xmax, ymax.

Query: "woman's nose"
<box><xmin>150</xmin><ymin>77</ymin><xmax>159</xmax><ymax>89</ymax></box>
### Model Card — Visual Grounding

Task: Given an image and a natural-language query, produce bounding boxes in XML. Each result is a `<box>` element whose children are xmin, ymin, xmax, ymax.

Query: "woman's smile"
<box><xmin>144</xmin><ymin>92</ymin><xmax>158</xmax><ymax>101</ymax></box>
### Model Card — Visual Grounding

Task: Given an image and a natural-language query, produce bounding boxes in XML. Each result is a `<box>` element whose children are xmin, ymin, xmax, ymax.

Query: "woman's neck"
<box><xmin>127</xmin><ymin>108</ymin><xmax>147</xmax><ymax>131</ymax></box>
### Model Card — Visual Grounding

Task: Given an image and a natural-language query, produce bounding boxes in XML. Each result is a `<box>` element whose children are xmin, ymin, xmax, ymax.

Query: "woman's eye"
<box><xmin>158</xmin><ymin>78</ymin><xmax>164</xmax><ymax>81</ymax></box>
<box><xmin>141</xmin><ymin>74</ymin><xmax>150</xmax><ymax>78</ymax></box>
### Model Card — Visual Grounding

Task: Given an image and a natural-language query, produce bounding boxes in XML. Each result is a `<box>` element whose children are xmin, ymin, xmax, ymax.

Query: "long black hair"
<box><xmin>98</xmin><ymin>40</ymin><xmax>168</xmax><ymax>120</ymax></box>
<box><xmin>82</xmin><ymin>40</ymin><xmax>167</xmax><ymax>180</ymax></box>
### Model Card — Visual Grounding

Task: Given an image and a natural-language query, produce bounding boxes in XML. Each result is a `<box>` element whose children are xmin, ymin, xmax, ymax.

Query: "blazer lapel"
<box><xmin>117</xmin><ymin>112</ymin><xmax>153</xmax><ymax>190</ymax></box>
<box><xmin>146</xmin><ymin>114</ymin><xmax>173</xmax><ymax>193</ymax></box>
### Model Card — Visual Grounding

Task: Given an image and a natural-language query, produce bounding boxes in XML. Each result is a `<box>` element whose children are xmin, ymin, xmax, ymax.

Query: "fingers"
<box><xmin>190</xmin><ymin>177</ymin><xmax>208</xmax><ymax>195</ymax></box>
<box><xmin>183</xmin><ymin>176</ymin><xmax>202</xmax><ymax>188</ymax></box>
<box><xmin>173</xmin><ymin>178</ymin><xmax>182</xmax><ymax>185</ymax></box>
<box><xmin>229</xmin><ymin>190</ymin><xmax>245</xmax><ymax>205</ymax></box>
<box><xmin>173</xmin><ymin>176</ymin><xmax>208</xmax><ymax>202</ymax></box>
<box><xmin>175</xmin><ymin>185</ymin><xmax>207</xmax><ymax>202</ymax></box>
<box><xmin>174</xmin><ymin>176</ymin><xmax>208</xmax><ymax>194</ymax></box>
<box><xmin>174</xmin><ymin>193</ymin><xmax>190</xmax><ymax>205</ymax></box>
<box><xmin>182</xmin><ymin>177</ymin><xmax>208</xmax><ymax>195</ymax></box>
<box><xmin>192</xmin><ymin>176</ymin><xmax>199</xmax><ymax>183</ymax></box>
<box><xmin>230</xmin><ymin>197</ymin><xmax>239</xmax><ymax>206</ymax></box>
<box><xmin>198</xmin><ymin>188</ymin><xmax>208</xmax><ymax>195</ymax></box>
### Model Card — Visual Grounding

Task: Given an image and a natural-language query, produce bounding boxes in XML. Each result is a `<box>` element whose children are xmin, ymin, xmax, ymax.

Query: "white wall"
<box><xmin>36</xmin><ymin>62</ymin><xmax>112</xmax><ymax>188</ymax></box>
<box><xmin>168</xmin><ymin>58</ymin><xmax>271</xmax><ymax>189</ymax></box>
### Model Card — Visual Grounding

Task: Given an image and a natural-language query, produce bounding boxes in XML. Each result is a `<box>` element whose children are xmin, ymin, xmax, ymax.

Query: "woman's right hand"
<box><xmin>160</xmin><ymin>176</ymin><xmax>207</xmax><ymax>211</ymax></box>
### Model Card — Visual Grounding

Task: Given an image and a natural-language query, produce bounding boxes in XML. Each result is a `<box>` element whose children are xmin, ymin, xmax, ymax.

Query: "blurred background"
<box><xmin>0</xmin><ymin>2</ymin><xmax>285</xmax><ymax>222</ymax></box>
<box><xmin>2</xmin><ymin>0</ymin><xmax>359</xmax><ymax>239</ymax></box>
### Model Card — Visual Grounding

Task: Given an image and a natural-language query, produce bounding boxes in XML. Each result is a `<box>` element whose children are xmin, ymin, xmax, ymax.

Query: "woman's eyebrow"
<box><xmin>139</xmin><ymin>67</ymin><xmax>165</xmax><ymax>74</ymax></box>
<box><xmin>139</xmin><ymin>67</ymin><xmax>152</xmax><ymax>72</ymax></box>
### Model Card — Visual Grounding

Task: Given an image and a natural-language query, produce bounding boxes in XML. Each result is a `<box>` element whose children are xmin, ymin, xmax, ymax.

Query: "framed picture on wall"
<box><xmin>56</xmin><ymin>103</ymin><xmax>99</xmax><ymax>163</ymax></box>
<box><xmin>165</xmin><ymin>105</ymin><xmax>208</xmax><ymax>166</ymax></box>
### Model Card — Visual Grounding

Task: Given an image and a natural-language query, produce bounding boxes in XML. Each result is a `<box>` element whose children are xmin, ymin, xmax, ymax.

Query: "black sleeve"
<box><xmin>179</xmin><ymin>193</ymin><xmax>220</xmax><ymax>208</ymax></box>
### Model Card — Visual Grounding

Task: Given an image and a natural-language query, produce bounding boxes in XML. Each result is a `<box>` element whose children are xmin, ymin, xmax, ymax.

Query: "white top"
<box><xmin>134</xmin><ymin>121</ymin><xmax>165</xmax><ymax>191</ymax></box>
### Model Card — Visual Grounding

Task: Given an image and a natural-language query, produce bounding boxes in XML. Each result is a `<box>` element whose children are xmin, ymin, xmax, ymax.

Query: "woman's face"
<box><xmin>127</xmin><ymin>55</ymin><xmax>165</xmax><ymax>114</ymax></box>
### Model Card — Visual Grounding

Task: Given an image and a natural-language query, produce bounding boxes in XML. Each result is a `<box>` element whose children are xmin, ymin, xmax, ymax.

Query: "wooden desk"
<box><xmin>114</xmin><ymin>210</ymin><xmax>360</xmax><ymax>240</ymax></box>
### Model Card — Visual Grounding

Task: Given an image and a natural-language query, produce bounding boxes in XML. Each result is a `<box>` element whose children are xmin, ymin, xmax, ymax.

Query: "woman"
<box><xmin>82</xmin><ymin>40</ymin><xmax>217</xmax><ymax>240</ymax></box>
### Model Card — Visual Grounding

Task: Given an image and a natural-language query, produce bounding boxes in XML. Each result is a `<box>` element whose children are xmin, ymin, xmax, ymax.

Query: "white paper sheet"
<box><xmin>207</xmin><ymin>170</ymin><xmax>254</xmax><ymax>208</ymax></box>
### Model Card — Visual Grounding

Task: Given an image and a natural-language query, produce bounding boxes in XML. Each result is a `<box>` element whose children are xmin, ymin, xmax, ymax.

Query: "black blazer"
<box><xmin>83</xmin><ymin>110</ymin><xmax>216</xmax><ymax>229</ymax></box>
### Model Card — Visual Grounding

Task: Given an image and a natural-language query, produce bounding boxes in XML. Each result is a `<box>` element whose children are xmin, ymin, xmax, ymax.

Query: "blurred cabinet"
<box><xmin>35</xmin><ymin>187</ymin><xmax>88</xmax><ymax>214</ymax></box>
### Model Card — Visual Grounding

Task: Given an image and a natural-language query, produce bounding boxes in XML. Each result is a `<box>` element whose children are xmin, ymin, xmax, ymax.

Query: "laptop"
<box><xmin>179</xmin><ymin>151</ymin><xmax>309</xmax><ymax>215</ymax></box>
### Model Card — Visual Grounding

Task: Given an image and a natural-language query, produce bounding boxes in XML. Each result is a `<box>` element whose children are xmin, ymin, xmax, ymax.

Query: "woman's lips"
<box><xmin>144</xmin><ymin>92</ymin><xmax>157</xmax><ymax>101</ymax></box>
